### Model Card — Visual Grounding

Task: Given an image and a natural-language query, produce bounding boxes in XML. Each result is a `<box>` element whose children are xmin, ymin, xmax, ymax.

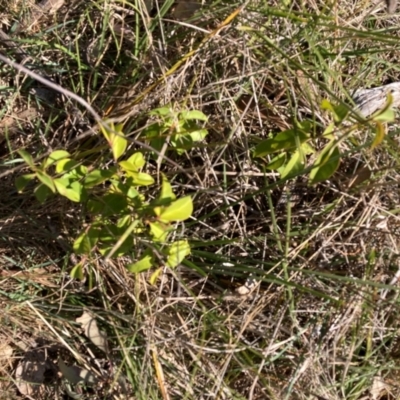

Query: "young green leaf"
<box><xmin>179</xmin><ymin>110</ymin><xmax>208</xmax><ymax>121</ymax></box>
<box><xmin>34</xmin><ymin>183</ymin><xmax>52</xmax><ymax>203</ymax></box>
<box><xmin>280</xmin><ymin>150</ymin><xmax>304</xmax><ymax>180</ymax></box>
<box><xmin>265</xmin><ymin>153</ymin><xmax>286</xmax><ymax>170</ymax></box>
<box><xmin>97</xmin><ymin>225</ymin><xmax>133</xmax><ymax>257</ymax></box>
<box><xmin>189</xmin><ymin>128</ymin><xmax>208</xmax><ymax>142</ymax></box>
<box><xmin>149</xmin><ymin>106</ymin><xmax>173</xmax><ymax>117</ymax></box>
<box><xmin>127</xmin><ymin>152</ymin><xmax>146</xmax><ymax>170</ymax></box>
<box><xmin>149</xmin><ymin>267</ymin><xmax>163</xmax><ymax>285</ymax></box>
<box><xmin>254</xmin><ymin>129</ymin><xmax>310</xmax><ymax>157</ymax></box>
<box><xmin>70</xmin><ymin>263</ymin><xmax>84</xmax><ymax>280</ymax></box>
<box><xmin>101</xmin><ymin>122</ymin><xmax>128</xmax><ymax>160</ymax></box>
<box><xmin>17</xmin><ymin>149</ymin><xmax>35</xmax><ymax>168</ymax></box>
<box><xmin>159</xmin><ymin>175</ymin><xmax>176</xmax><ymax>202</ymax></box>
<box><xmin>322</xmin><ymin>122</ymin><xmax>335</xmax><ymax>139</ymax></box>
<box><xmin>55</xmin><ymin>159</ymin><xmax>79</xmax><ymax>174</ymax></box>
<box><xmin>100</xmin><ymin>192</ymin><xmax>128</xmax><ymax>216</ymax></box>
<box><xmin>301</xmin><ymin>141</ymin><xmax>315</xmax><ymax>155</ymax></box>
<box><xmin>117</xmin><ymin>215</ymin><xmax>131</xmax><ymax>229</ymax></box>
<box><xmin>54</xmin><ymin>179</ymin><xmax>83</xmax><ymax>202</ymax></box>
<box><xmin>44</xmin><ymin>150</ymin><xmax>71</xmax><ymax>168</ymax></box>
<box><xmin>370</xmin><ymin>92</ymin><xmax>394</xmax><ymax>122</ymax></box>
<box><xmin>73</xmin><ymin>226</ymin><xmax>99</xmax><ymax>254</ymax></box>
<box><xmin>159</xmin><ymin>196</ymin><xmax>193</xmax><ymax>222</ymax></box>
<box><xmin>166</xmin><ymin>240</ymin><xmax>191</xmax><ymax>268</ymax></box>
<box><xmin>372</xmin><ymin>108</ymin><xmax>395</xmax><ymax>123</ymax></box>
<box><xmin>321</xmin><ymin>99</ymin><xmax>349</xmax><ymax>123</ymax></box>
<box><xmin>119</xmin><ymin>161</ymin><xmax>137</xmax><ymax>172</ymax></box>
<box><xmin>127</xmin><ymin>253</ymin><xmax>154</xmax><ymax>273</ymax></box>
<box><xmin>111</xmin><ymin>125</ymin><xmax>127</xmax><ymax>160</ymax></box>
<box><xmin>309</xmin><ymin>141</ymin><xmax>340</xmax><ymax>185</ymax></box>
<box><xmin>126</xmin><ymin>171</ymin><xmax>155</xmax><ymax>186</ymax></box>
<box><xmin>36</xmin><ymin>171</ymin><xmax>56</xmax><ymax>192</ymax></box>
<box><xmin>83</xmin><ymin>168</ymin><xmax>116</xmax><ymax>188</ymax></box>
<box><xmin>15</xmin><ymin>174</ymin><xmax>35</xmax><ymax>193</ymax></box>
<box><xmin>149</xmin><ymin>222</ymin><xmax>169</xmax><ymax>242</ymax></box>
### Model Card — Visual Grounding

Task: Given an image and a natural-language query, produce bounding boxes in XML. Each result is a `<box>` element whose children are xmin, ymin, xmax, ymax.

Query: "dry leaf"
<box><xmin>76</xmin><ymin>311</ymin><xmax>108</xmax><ymax>353</ymax></box>
<box><xmin>371</xmin><ymin>375</ymin><xmax>389</xmax><ymax>400</ymax></box>
<box><xmin>0</xmin><ymin>344</ymin><xmax>13</xmax><ymax>360</ymax></box>
<box><xmin>236</xmin><ymin>277</ymin><xmax>257</xmax><ymax>296</ymax></box>
<box><xmin>0</xmin><ymin>344</ymin><xmax>13</xmax><ymax>369</ymax></box>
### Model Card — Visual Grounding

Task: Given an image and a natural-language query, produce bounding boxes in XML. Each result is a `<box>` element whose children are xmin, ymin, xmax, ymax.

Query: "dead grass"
<box><xmin>0</xmin><ymin>0</ymin><xmax>400</xmax><ymax>399</ymax></box>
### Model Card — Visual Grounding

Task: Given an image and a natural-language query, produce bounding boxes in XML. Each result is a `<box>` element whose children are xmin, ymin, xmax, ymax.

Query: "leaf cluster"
<box><xmin>16</xmin><ymin>120</ymin><xmax>195</xmax><ymax>283</ymax></box>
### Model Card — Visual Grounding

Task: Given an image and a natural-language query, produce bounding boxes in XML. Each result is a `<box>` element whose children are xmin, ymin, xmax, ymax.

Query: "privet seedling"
<box><xmin>253</xmin><ymin>94</ymin><xmax>395</xmax><ymax>185</ymax></box>
<box><xmin>141</xmin><ymin>105</ymin><xmax>208</xmax><ymax>156</ymax></box>
<box><xmin>15</xmin><ymin>120</ymin><xmax>193</xmax><ymax>283</ymax></box>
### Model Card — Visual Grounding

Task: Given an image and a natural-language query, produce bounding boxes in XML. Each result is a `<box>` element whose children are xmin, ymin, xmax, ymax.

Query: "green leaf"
<box><xmin>332</xmin><ymin>104</ymin><xmax>349</xmax><ymax>123</ymax></box>
<box><xmin>254</xmin><ymin>129</ymin><xmax>310</xmax><ymax>157</ymax></box>
<box><xmin>101</xmin><ymin>122</ymin><xmax>128</xmax><ymax>160</ymax></box>
<box><xmin>321</xmin><ymin>99</ymin><xmax>333</xmax><ymax>112</ymax></box>
<box><xmin>321</xmin><ymin>99</ymin><xmax>349</xmax><ymax>123</ymax></box>
<box><xmin>36</xmin><ymin>171</ymin><xmax>55</xmax><ymax>192</ymax></box>
<box><xmin>111</xmin><ymin>126</ymin><xmax>127</xmax><ymax>160</ymax></box>
<box><xmin>127</xmin><ymin>152</ymin><xmax>146</xmax><ymax>169</ymax></box>
<box><xmin>280</xmin><ymin>150</ymin><xmax>304</xmax><ymax>180</ymax></box>
<box><xmin>127</xmin><ymin>252</ymin><xmax>154</xmax><ymax>273</ymax></box>
<box><xmin>17</xmin><ymin>149</ymin><xmax>34</xmax><ymax>168</ymax></box>
<box><xmin>370</xmin><ymin>92</ymin><xmax>394</xmax><ymax>122</ymax></box>
<box><xmin>159</xmin><ymin>175</ymin><xmax>176</xmax><ymax>203</ymax></box>
<box><xmin>149</xmin><ymin>267</ymin><xmax>163</xmax><ymax>285</ymax></box>
<box><xmin>100</xmin><ymin>192</ymin><xmax>128</xmax><ymax>216</ymax></box>
<box><xmin>373</xmin><ymin>108</ymin><xmax>395</xmax><ymax>123</ymax></box>
<box><xmin>189</xmin><ymin>128</ymin><xmax>208</xmax><ymax>142</ymax></box>
<box><xmin>149</xmin><ymin>106</ymin><xmax>173</xmax><ymax>117</ymax></box>
<box><xmin>265</xmin><ymin>153</ymin><xmax>286</xmax><ymax>170</ymax></box>
<box><xmin>142</xmin><ymin>123</ymin><xmax>166</xmax><ymax>154</ymax></box>
<box><xmin>322</xmin><ymin>122</ymin><xmax>335</xmax><ymax>139</ymax></box>
<box><xmin>166</xmin><ymin>240</ymin><xmax>191</xmax><ymax>268</ymax></box>
<box><xmin>117</xmin><ymin>215</ymin><xmax>131</xmax><ymax>229</ymax></box>
<box><xmin>15</xmin><ymin>174</ymin><xmax>35</xmax><ymax>192</ymax></box>
<box><xmin>309</xmin><ymin>141</ymin><xmax>341</xmax><ymax>185</ymax></box>
<box><xmin>70</xmin><ymin>263</ymin><xmax>84</xmax><ymax>280</ymax></box>
<box><xmin>119</xmin><ymin>161</ymin><xmax>137</xmax><ymax>172</ymax></box>
<box><xmin>301</xmin><ymin>141</ymin><xmax>315</xmax><ymax>155</ymax></box>
<box><xmin>112</xmin><ymin>179</ymin><xmax>141</xmax><ymax>200</ymax></box>
<box><xmin>126</xmin><ymin>186</ymin><xmax>140</xmax><ymax>199</ymax></box>
<box><xmin>179</xmin><ymin>110</ymin><xmax>208</xmax><ymax>121</ymax></box>
<box><xmin>171</xmin><ymin>133</ymin><xmax>193</xmax><ymax>152</ymax></box>
<box><xmin>83</xmin><ymin>168</ymin><xmax>116</xmax><ymax>188</ymax></box>
<box><xmin>126</xmin><ymin>171</ymin><xmax>155</xmax><ymax>186</ymax></box>
<box><xmin>73</xmin><ymin>227</ymin><xmax>99</xmax><ymax>254</ymax></box>
<box><xmin>55</xmin><ymin>159</ymin><xmax>79</xmax><ymax>174</ymax></box>
<box><xmin>149</xmin><ymin>222</ymin><xmax>169</xmax><ymax>242</ymax></box>
<box><xmin>44</xmin><ymin>150</ymin><xmax>71</xmax><ymax>168</ymax></box>
<box><xmin>142</xmin><ymin>123</ymin><xmax>164</xmax><ymax>139</ymax></box>
<box><xmin>54</xmin><ymin>178</ymin><xmax>83</xmax><ymax>202</ymax></box>
<box><xmin>159</xmin><ymin>196</ymin><xmax>193</xmax><ymax>222</ymax></box>
<box><xmin>63</xmin><ymin>165</ymin><xmax>88</xmax><ymax>181</ymax></box>
<box><xmin>98</xmin><ymin>226</ymin><xmax>133</xmax><ymax>257</ymax></box>
<box><xmin>34</xmin><ymin>183</ymin><xmax>52</xmax><ymax>203</ymax></box>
